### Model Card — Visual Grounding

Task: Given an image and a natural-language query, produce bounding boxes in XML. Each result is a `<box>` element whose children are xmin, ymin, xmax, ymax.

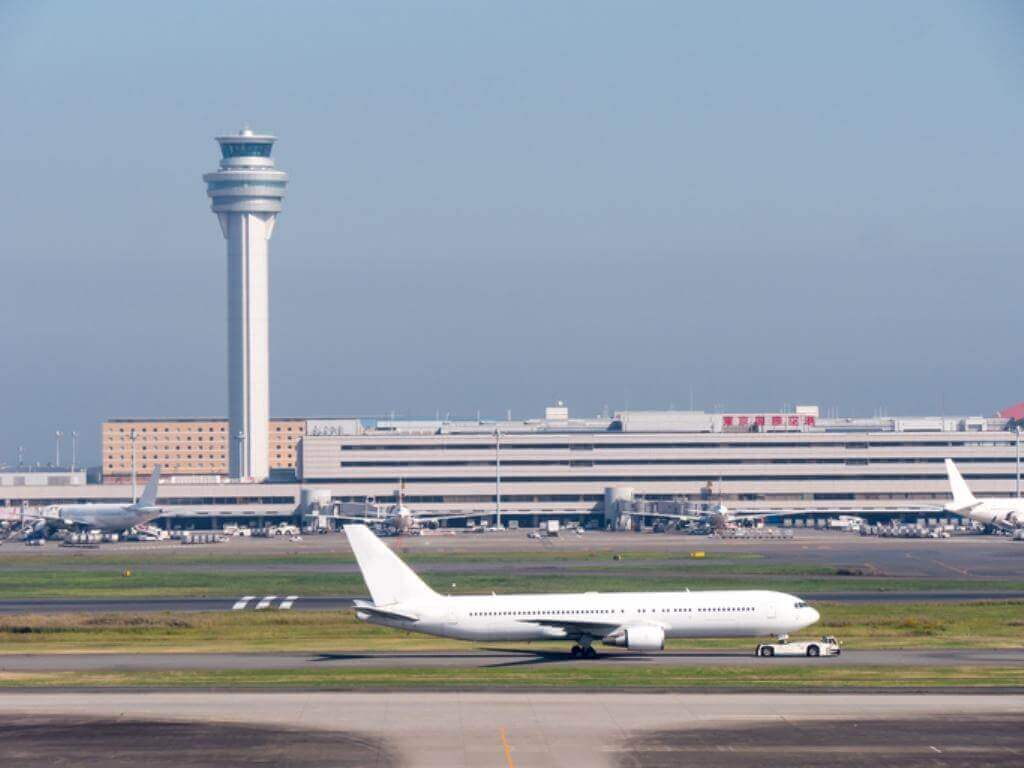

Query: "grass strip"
<box><xmin>1</xmin><ymin>665</ymin><xmax>1021</xmax><ymax>689</ymax></box>
<box><xmin>0</xmin><ymin>602</ymin><xmax>1021</xmax><ymax>653</ymax></box>
<box><xmin>0</xmin><ymin>568</ymin><xmax>1021</xmax><ymax>599</ymax></box>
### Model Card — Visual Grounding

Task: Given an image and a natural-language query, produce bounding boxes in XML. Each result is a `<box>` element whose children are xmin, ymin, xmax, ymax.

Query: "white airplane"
<box><xmin>12</xmin><ymin>466</ymin><xmax>164</xmax><ymax>539</ymax></box>
<box><xmin>345</xmin><ymin>524</ymin><xmax>821</xmax><ymax>658</ymax></box>
<box><xmin>944</xmin><ymin>458</ymin><xmax>1024</xmax><ymax>531</ymax></box>
<box><xmin>637</xmin><ymin>502</ymin><xmax>822</xmax><ymax>530</ymax></box>
<box><xmin>335</xmin><ymin>485</ymin><xmax>487</xmax><ymax>535</ymax></box>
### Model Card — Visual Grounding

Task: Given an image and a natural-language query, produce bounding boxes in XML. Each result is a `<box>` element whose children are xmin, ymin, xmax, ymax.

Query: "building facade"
<box><xmin>102</xmin><ymin>418</ymin><xmax>305</xmax><ymax>481</ymax></box>
<box><xmin>297</xmin><ymin>408</ymin><xmax>1021</xmax><ymax>519</ymax></box>
<box><xmin>2</xmin><ymin>407</ymin><xmax>1017</xmax><ymax>529</ymax></box>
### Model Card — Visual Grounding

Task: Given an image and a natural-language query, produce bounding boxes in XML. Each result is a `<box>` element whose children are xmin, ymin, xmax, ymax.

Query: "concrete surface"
<box><xmin>0</xmin><ymin>691</ymin><xmax>1021</xmax><ymax>767</ymax></box>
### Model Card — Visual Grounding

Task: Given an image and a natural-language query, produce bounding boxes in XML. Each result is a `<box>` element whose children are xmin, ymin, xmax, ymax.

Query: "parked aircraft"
<box><xmin>335</xmin><ymin>485</ymin><xmax>487</xmax><ymax>535</ymax></box>
<box><xmin>7</xmin><ymin>466</ymin><xmax>163</xmax><ymax>540</ymax></box>
<box><xmin>944</xmin><ymin>458</ymin><xmax>1024</xmax><ymax>531</ymax></box>
<box><xmin>345</xmin><ymin>524</ymin><xmax>821</xmax><ymax>657</ymax></box>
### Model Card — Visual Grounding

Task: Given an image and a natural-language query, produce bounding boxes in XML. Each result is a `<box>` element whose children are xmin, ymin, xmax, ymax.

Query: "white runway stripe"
<box><xmin>278</xmin><ymin>596</ymin><xmax>299</xmax><ymax>610</ymax></box>
<box><xmin>232</xmin><ymin>596</ymin><xmax>255</xmax><ymax>610</ymax></box>
<box><xmin>255</xmin><ymin>595</ymin><xmax>277</xmax><ymax>610</ymax></box>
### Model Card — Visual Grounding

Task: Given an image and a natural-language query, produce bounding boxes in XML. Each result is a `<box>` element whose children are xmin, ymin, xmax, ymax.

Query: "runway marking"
<box><xmin>930</xmin><ymin>745</ymin><xmax>942</xmax><ymax>753</ymax></box>
<box><xmin>232</xmin><ymin>596</ymin><xmax>255</xmax><ymax>610</ymax></box>
<box><xmin>278</xmin><ymin>596</ymin><xmax>299</xmax><ymax>610</ymax></box>
<box><xmin>500</xmin><ymin>728</ymin><xmax>516</xmax><ymax>768</ymax></box>
<box><xmin>255</xmin><ymin>595</ymin><xmax>277</xmax><ymax>610</ymax></box>
<box><xmin>932</xmin><ymin>559</ymin><xmax>970</xmax><ymax>576</ymax></box>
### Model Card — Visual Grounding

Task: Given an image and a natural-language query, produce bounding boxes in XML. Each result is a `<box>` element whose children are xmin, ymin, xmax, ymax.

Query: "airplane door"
<box><xmin>767</xmin><ymin>602</ymin><xmax>776</xmax><ymax>619</ymax></box>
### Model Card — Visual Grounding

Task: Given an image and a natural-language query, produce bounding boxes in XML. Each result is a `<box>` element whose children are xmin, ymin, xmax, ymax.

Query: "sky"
<box><xmin>1</xmin><ymin>1</ymin><xmax>1022</xmax><ymax>467</ymax></box>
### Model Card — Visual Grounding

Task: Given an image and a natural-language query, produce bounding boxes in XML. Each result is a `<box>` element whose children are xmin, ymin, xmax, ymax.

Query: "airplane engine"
<box><xmin>603</xmin><ymin>625</ymin><xmax>665</xmax><ymax>651</ymax></box>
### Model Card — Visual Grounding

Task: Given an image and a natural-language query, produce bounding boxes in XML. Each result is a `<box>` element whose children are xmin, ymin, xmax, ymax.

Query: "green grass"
<box><xmin>1</xmin><ymin>602</ymin><xmax>1021</xmax><ymax>654</ymax></box>
<box><xmin>1</xmin><ymin>566</ymin><xmax>1023</xmax><ymax>599</ymax></box>
<box><xmin>2</xmin><ymin>665</ymin><xmax>1021</xmax><ymax>690</ymax></box>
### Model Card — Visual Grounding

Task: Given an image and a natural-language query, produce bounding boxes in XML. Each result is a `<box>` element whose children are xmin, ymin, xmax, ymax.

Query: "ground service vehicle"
<box><xmin>755</xmin><ymin>635</ymin><xmax>841</xmax><ymax>657</ymax></box>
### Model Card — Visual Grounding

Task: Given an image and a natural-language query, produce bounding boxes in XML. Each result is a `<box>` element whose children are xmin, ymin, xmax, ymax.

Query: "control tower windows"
<box><xmin>220</xmin><ymin>142</ymin><xmax>272</xmax><ymax>158</ymax></box>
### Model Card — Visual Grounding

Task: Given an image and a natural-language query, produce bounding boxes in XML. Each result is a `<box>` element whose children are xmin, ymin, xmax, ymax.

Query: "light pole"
<box><xmin>54</xmin><ymin>431</ymin><xmax>63</xmax><ymax>468</ymax></box>
<box><xmin>1016</xmin><ymin>426</ymin><xmax>1021</xmax><ymax>499</ymax></box>
<box><xmin>495</xmin><ymin>428</ymin><xmax>502</xmax><ymax>529</ymax></box>
<box><xmin>130</xmin><ymin>428</ymin><xmax>138</xmax><ymax>503</ymax></box>
<box><xmin>236</xmin><ymin>431</ymin><xmax>246</xmax><ymax>482</ymax></box>
<box><xmin>71</xmin><ymin>431</ymin><xmax>78</xmax><ymax>472</ymax></box>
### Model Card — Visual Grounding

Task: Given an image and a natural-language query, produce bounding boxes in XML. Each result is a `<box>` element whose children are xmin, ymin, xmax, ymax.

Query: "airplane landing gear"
<box><xmin>570</xmin><ymin>643</ymin><xmax>598</xmax><ymax>659</ymax></box>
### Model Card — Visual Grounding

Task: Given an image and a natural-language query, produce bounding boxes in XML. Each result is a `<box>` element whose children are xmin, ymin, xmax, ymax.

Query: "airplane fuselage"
<box><xmin>357</xmin><ymin>589</ymin><xmax>818</xmax><ymax>643</ymax></box>
<box><xmin>957</xmin><ymin>501</ymin><xmax>1024</xmax><ymax>531</ymax></box>
<box><xmin>50</xmin><ymin>504</ymin><xmax>161</xmax><ymax>533</ymax></box>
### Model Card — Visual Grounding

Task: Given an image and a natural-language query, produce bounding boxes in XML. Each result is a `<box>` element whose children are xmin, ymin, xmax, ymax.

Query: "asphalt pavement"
<box><xmin>1</xmin><ymin>692</ymin><xmax>1021</xmax><ymax>767</ymax></box>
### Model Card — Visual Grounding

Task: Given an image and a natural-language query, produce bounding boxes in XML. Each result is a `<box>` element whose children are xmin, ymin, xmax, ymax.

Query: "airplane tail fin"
<box><xmin>944</xmin><ymin>459</ymin><xmax>977</xmax><ymax>510</ymax></box>
<box><xmin>135</xmin><ymin>465</ymin><xmax>162</xmax><ymax>509</ymax></box>
<box><xmin>345</xmin><ymin>524</ymin><xmax>438</xmax><ymax>606</ymax></box>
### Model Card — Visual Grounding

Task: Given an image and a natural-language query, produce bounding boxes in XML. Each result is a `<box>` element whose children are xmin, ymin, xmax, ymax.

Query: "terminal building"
<box><xmin>297</xmin><ymin>404</ymin><xmax>1021</xmax><ymax>525</ymax></box>
<box><xmin>2</xmin><ymin>404</ymin><xmax>1022</xmax><ymax>530</ymax></box>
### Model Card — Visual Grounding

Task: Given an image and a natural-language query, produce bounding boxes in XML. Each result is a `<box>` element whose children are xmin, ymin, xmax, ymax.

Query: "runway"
<box><xmin>1</xmin><ymin>691</ymin><xmax>1021</xmax><ymax>767</ymax></box>
<box><xmin>4</xmin><ymin>647</ymin><xmax>1024</xmax><ymax>671</ymax></box>
<box><xmin>0</xmin><ymin>590</ymin><xmax>1021</xmax><ymax>614</ymax></box>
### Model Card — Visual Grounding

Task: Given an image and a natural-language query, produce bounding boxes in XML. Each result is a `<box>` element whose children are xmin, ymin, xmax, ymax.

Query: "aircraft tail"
<box><xmin>134</xmin><ymin>465</ymin><xmax>162</xmax><ymax>509</ymax></box>
<box><xmin>345</xmin><ymin>524</ymin><xmax>438</xmax><ymax>606</ymax></box>
<box><xmin>944</xmin><ymin>459</ymin><xmax>977</xmax><ymax>510</ymax></box>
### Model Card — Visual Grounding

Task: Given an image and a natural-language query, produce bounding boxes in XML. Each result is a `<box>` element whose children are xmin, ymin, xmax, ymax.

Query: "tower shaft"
<box><xmin>226</xmin><ymin>212</ymin><xmax>272</xmax><ymax>481</ymax></box>
<box><xmin>204</xmin><ymin>128</ymin><xmax>287</xmax><ymax>481</ymax></box>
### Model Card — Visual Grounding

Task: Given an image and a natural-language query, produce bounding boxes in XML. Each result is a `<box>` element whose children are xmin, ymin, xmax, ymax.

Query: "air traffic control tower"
<box><xmin>203</xmin><ymin>128</ymin><xmax>288</xmax><ymax>481</ymax></box>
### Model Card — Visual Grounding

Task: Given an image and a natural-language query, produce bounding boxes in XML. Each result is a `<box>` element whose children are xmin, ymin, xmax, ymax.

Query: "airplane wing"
<box><xmin>415</xmin><ymin>511</ymin><xmax>500</xmax><ymax>524</ymax></box>
<box><xmin>640</xmin><ymin>511</ymin><xmax>704</xmax><ymax>522</ymax></box>
<box><xmin>333</xmin><ymin>510</ymin><xmax>504</xmax><ymax>525</ymax></box>
<box><xmin>517</xmin><ymin>617</ymin><xmax>622</xmax><ymax>638</ymax></box>
<box><xmin>334</xmin><ymin>514</ymin><xmax>388</xmax><ymax>524</ymax></box>
<box><xmin>944</xmin><ymin>501</ymin><xmax>984</xmax><ymax>515</ymax></box>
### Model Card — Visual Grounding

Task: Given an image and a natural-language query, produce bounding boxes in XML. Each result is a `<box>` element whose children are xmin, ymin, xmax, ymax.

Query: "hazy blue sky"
<box><xmin>2</xmin><ymin>1</ymin><xmax>1022</xmax><ymax>466</ymax></box>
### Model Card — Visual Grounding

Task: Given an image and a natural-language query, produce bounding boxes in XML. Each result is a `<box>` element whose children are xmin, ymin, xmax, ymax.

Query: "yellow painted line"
<box><xmin>500</xmin><ymin>727</ymin><xmax>516</xmax><ymax>768</ymax></box>
<box><xmin>931</xmin><ymin>559</ymin><xmax>970</xmax><ymax>576</ymax></box>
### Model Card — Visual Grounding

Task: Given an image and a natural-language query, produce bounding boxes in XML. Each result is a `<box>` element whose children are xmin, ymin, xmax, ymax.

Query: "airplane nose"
<box><xmin>808</xmin><ymin>607</ymin><xmax>820</xmax><ymax>624</ymax></box>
